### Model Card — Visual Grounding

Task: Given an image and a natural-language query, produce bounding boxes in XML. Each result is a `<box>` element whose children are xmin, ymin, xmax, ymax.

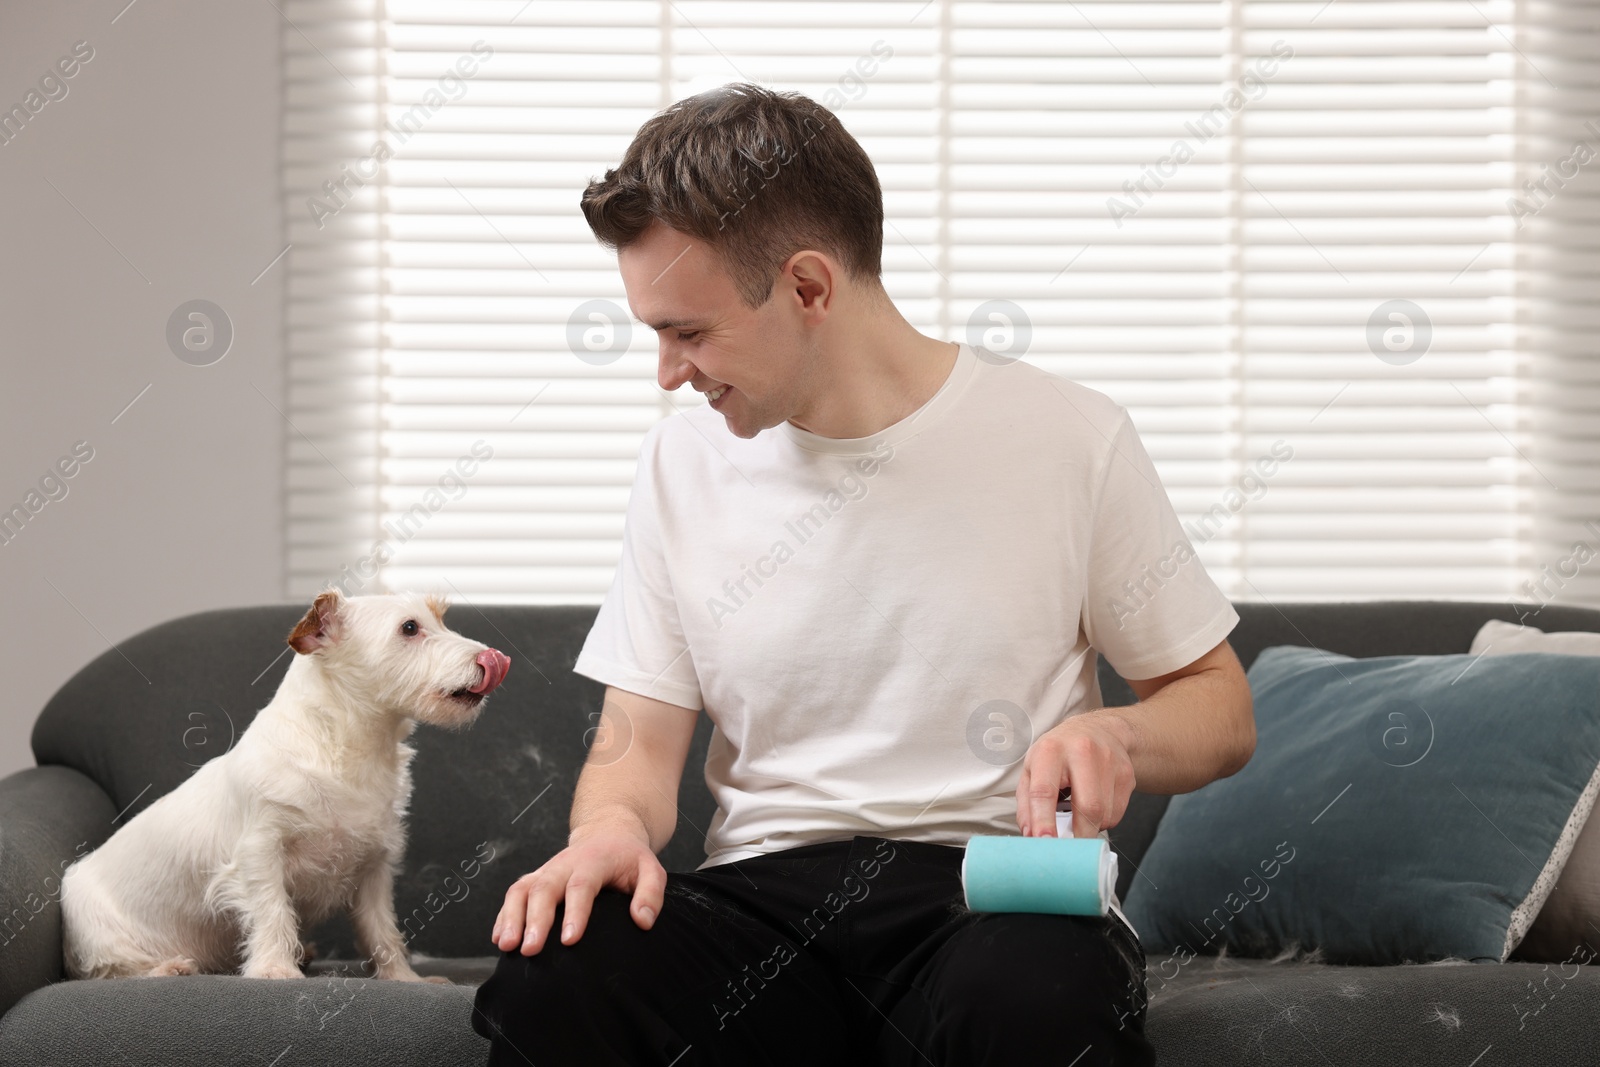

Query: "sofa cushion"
<box><xmin>0</xmin><ymin>969</ymin><xmax>489</xmax><ymax>1067</ymax></box>
<box><xmin>1471</xmin><ymin>619</ymin><xmax>1600</xmax><ymax>963</ymax></box>
<box><xmin>1095</xmin><ymin>599</ymin><xmax>1600</xmax><ymax>895</ymax></box>
<box><xmin>6</xmin><ymin>955</ymin><xmax>1597</xmax><ymax>1067</ymax></box>
<box><xmin>1123</xmin><ymin>644</ymin><xmax>1600</xmax><ymax>965</ymax></box>
<box><xmin>1473</xmin><ymin>618</ymin><xmax>1600</xmax><ymax>657</ymax></box>
<box><xmin>1143</xmin><ymin>954</ymin><xmax>1600</xmax><ymax>1067</ymax></box>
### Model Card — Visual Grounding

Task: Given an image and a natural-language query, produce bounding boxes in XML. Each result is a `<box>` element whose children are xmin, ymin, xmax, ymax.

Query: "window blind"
<box><xmin>282</xmin><ymin>0</ymin><xmax>1600</xmax><ymax>609</ymax></box>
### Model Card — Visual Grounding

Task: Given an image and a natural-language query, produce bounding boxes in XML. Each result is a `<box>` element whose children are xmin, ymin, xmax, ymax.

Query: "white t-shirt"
<box><xmin>572</xmin><ymin>341</ymin><xmax>1239</xmax><ymax>872</ymax></box>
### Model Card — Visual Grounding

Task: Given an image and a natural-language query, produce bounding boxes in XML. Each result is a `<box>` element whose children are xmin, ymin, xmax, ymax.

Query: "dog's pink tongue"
<box><xmin>470</xmin><ymin>648</ymin><xmax>510</xmax><ymax>694</ymax></box>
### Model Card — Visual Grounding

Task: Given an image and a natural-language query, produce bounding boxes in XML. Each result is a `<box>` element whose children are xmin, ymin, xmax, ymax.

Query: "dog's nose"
<box><xmin>470</xmin><ymin>648</ymin><xmax>511</xmax><ymax>694</ymax></box>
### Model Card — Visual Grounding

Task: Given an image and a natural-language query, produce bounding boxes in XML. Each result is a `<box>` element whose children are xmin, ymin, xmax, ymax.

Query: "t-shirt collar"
<box><xmin>780</xmin><ymin>342</ymin><xmax>977</xmax><ymax>455</ymax></box>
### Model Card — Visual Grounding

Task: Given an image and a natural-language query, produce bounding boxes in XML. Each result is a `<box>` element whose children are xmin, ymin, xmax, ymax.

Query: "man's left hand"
<box><xmin>1014</xmin><ymin>710</ymin><xmax>1137</xmax><ymax>839</ymax></box>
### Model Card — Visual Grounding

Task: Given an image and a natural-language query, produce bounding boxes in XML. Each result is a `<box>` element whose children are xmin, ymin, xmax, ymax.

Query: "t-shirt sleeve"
<box><xmin>1081</xmin><ymin>409</ymin><xmax>1239</xmax><ymax>681</ymax></box>
<box><xmin>571</xmin><ymin>423</ymin><xmax>704</xmax><ymax>711</ymax></box>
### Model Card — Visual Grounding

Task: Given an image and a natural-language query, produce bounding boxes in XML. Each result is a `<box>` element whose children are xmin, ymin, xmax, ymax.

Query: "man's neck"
<box><xmin>788</xmin><ymin>330</ymin><xmax>959</xmax><ymax>440</ymax></box>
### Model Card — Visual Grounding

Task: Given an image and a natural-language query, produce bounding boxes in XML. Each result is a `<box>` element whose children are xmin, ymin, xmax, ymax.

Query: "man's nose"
<box><xmin>658</xmin><ymin>343</ymin><xmax>694</xmax><ymax>391</ymax></box>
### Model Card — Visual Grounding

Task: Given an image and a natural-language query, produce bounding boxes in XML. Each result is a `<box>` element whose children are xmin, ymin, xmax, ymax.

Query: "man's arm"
<box><xmin>1016</xmin><ymin>638</ymin><xmax>1255</xmax><ymax>837</ymax></box>
<box><xmin>1103</xmin><ymin>637</ymin><xmax>1256</xmax><ymax>794</ymax></box>
<box><xmin>569</xmin><ymin>685</ymin><xmax>700</xmax><ymax>853</ymax></box>
<box><xmin>493</xmin><ymin>685</ymin><xmax>700</xmax><ymax>956</ymax></box>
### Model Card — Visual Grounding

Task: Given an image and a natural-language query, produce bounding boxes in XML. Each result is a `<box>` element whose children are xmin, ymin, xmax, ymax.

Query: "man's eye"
<box><xmin>678</xmin><ymin>331</ymin><xmax>698</xmax><ymax>342</ymax></box>
<box><xmin>400</xmin><ymin>619</ymin><xmax>419</xmax><ymax>637</ymax></box>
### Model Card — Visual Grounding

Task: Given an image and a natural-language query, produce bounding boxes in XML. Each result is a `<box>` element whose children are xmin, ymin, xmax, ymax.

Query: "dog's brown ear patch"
<box><xmin>288</xmin><ymin>590</ymin><xmax>343</xmax><ymax>654</ymax></box>
<box><xmin>425</xmin><ymin>593</ymin><xmax>449</xmax><ymax>624</ymax></box>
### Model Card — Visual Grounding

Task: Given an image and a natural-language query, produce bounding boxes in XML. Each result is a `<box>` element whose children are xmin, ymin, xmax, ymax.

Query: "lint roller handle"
<box><xmin>1056</xmin><ymin>784</ymin><xmax>1074</xmax><ymax>838</ymax></box>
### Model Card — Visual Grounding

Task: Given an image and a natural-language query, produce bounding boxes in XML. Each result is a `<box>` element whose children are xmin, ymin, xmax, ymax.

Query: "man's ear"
<box><xmin>288</xmin><ymin>589</ymin><xmax>345</xmax><ymax>654</ymax></box>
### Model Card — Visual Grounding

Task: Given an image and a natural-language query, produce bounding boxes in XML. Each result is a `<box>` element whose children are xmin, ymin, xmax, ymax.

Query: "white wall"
<box><xmin>0</xmin><ymin>0</ymin><xmax>284</xmax><ymax>778</ymax></box>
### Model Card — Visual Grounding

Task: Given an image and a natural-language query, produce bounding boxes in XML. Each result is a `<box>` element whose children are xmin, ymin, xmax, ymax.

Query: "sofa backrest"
<box><xmin>31</xmin><ymin>598</ymin><xmax>1600</xmax><ymax>960</ymax></box>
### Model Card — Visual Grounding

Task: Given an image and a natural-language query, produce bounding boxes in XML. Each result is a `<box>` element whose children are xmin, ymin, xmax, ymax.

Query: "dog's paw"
<box><xmin>242</xmin><ymin>961</ymin><xmax>303</xmax><ymax>980</ymax></box>
<box><xmin>146</xmin><ymin>957</ymin><xmax>200</xmax><ymax>977</ymax></box>
<box><xmin>423</xmin><ymin>975</ymin><xmax>451</xmax><ymax>985</ymax></box>
<box><xmin>381</xmin><ymin>969</ymin><xmax>426</xmax><ymax>982</ymax></box>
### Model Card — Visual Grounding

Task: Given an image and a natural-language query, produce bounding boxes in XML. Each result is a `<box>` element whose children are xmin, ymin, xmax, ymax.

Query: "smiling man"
<box><xmin>472</xmin><ymin>82</ymin><xmax>1254</xmax><ymax>1067</ymax></box>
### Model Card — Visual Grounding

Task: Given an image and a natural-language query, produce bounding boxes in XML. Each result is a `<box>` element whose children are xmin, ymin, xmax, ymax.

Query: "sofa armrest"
<box><xmin>0</xmin><ymin>766</ymin><xmax>118</xmax><ymax>1015</ymax></box>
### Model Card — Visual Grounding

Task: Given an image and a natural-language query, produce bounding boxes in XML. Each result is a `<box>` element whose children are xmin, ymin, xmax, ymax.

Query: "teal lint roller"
<box><xmin>961</xmin><ymin>791</ymin><xmax>1127</xmax><ymax>928</ymax></box>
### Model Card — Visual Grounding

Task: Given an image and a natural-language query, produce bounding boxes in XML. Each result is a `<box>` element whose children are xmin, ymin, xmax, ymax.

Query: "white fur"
<box><xmin>60</xmin><ymin>589</ymin><xmax>509</xmax><ymax>981</ymax></box>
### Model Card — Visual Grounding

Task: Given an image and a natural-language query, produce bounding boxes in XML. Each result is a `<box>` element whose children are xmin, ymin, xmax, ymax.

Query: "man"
<box><xmin>472</xmin><ymin>82</ymin><xmax>1254</xmax><ymax>1066</ymax></box>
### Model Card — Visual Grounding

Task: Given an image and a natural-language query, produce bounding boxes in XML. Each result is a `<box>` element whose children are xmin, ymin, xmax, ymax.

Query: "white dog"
<box><xmin>60</xmin><ymin>588</ymin><xmax>511</xmax><ymax>982</ymax></box>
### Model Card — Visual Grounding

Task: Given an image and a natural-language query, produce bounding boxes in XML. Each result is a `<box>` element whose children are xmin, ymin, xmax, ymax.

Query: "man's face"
<box><xmin>619</xmin><ymin>222</ymin><xmax>817</xmax><ymax>441</ymax></box>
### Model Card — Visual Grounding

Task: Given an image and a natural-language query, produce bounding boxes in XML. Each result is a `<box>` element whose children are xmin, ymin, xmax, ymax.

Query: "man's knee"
<box><xmin>473</xmin><ymin>889</ymin><xmax>641</xmax><ymax>1023</ymax></box>
<box><xmin>471</xmin><ymin>880</ymin><xmax>853</xmax><ymax>1064</ymax></box>
<box><xmin>471</xmin><ymin>888</ymin><xmax>694</xmax><ymax>1065</ymax></box>
<box><xmin>922</xmin><ymin>914</ymin><xmax>1152</xmax><ymax>1062</ymax></box>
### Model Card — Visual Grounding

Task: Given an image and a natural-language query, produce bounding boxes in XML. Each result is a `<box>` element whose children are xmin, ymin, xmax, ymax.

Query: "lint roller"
<box><xmin>961</xmin><ymin>787</ymin><xmax>1137</xmax><ymax>938</ymax></box>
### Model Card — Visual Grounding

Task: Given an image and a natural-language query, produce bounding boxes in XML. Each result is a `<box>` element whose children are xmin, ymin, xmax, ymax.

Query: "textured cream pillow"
<box><xmin>1472</xmin><ymin>619</ymin><xmax>1600</xmax><ymax>659</ymax></box>
<box><xmin>1472</xmin><ymin>619</ymin><xmax>1600</xmax><ymax>963</ymax></box>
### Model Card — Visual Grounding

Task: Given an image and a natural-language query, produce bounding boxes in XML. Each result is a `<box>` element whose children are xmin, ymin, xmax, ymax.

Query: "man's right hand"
<box><xmin>491</xmin><ymin>816</ymin><xmax>667</xmax><ymax>955</ymax></box>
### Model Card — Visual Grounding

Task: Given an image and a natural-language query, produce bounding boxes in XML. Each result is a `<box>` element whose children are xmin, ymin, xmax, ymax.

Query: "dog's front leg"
<box><xmin>229</xmin><ymin>838</ymin><xmax>305</xmax><ymax>980</ymax></box>
<box><xmin>350</xmin><ymin>855</ymin><xmax>430</xmax><ymax>981</ymax></box>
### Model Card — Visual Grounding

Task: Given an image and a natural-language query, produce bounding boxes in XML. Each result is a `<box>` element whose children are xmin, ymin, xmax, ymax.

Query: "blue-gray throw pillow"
<box><xmin>1122</xmin><ymin>644</ymin><xmax>1600</xmax><ymax>965</ymax></box>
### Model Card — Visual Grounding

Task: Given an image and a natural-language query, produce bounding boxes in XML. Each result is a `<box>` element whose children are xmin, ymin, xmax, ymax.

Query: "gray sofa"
<box><xmin>2</xmin><ymin>599</ymin><xmax>1597</xmax><ymax>1066</ymax></box>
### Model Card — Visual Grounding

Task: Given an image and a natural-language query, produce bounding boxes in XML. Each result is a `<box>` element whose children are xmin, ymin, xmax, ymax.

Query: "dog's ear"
<box><xmin>425</xmin><ymin>592</ymin><xmax>450</xmax><ymax>624</ymax></box>
<box><xmin>288</xmin><ymin>589</ymin><xmax>345</xmax><ymax>654</ymax></box>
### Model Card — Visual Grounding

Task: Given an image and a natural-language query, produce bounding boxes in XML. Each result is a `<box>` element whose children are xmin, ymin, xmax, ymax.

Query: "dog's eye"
<box><xmin>400</xmin><ymin>619</ymin><xmax>419</xmax><ymax>637</ymax></box>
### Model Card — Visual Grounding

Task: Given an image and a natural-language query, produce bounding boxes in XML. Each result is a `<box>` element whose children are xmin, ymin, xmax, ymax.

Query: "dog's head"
<box><xmin>287</xmin><ymin>588</ymin><xmax>511</xmax><ymax>727</ymax></box>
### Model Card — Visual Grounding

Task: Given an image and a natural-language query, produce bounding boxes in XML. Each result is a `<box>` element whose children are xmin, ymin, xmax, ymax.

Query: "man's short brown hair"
<box><xmin>580</xmin><ymin>82</ymin><xmax>885</xmax><ymax>310</ymax></box>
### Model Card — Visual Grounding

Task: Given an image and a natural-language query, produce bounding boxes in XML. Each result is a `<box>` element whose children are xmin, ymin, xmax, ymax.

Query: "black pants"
<box><xmin>472</xmin><ymin>835</ymin><xmax>1154</xmax><ymax>1066</ymax></box>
